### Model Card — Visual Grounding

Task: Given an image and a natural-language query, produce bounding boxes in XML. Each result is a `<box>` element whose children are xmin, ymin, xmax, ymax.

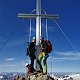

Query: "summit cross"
<box><xmin>18</xmin><ymin>0</ymin><xmax>59</xmax><ymax>71</ymax></box>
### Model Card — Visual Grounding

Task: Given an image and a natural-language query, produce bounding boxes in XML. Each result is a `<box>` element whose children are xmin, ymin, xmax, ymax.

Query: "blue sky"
<box><xmin>0</xmin><ymin>0</ymin><xmax>80</xmax><ymax>72</ymax></box>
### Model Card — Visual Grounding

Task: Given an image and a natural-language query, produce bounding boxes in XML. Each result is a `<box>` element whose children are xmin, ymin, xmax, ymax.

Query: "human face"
<box><xmin>40</xmin><ymin>38</ymin><xmax>43</xmax><ymax>43</ymax></box>
<box><xmin>32</xmin><ymin>39</ymin><xmax>35</xmax><ymax>42</ymax></box>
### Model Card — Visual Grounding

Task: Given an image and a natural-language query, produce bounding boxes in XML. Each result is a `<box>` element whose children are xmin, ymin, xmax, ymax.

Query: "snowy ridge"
<box><xmin>50</xmin><ymin>73</ymin><xmax>80</xmax><ymax>80</ymax></box>
<box><xmin>0</xmin><ymin>72</ymin><xmax>80</xmax><ymax>80</ymax></box>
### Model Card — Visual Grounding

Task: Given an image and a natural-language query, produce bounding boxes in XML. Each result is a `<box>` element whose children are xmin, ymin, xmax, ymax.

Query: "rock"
<box><xmin>23</xmin><ymin>72</ymin><xmax>56</xmax><ymax>80</ymax></box>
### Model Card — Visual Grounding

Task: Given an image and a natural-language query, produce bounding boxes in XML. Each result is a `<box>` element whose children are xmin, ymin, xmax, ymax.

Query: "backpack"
<box><xmin>45</xmin><ymin>40</ymin><xmax>52</xmax><ymax>53</ymax></box>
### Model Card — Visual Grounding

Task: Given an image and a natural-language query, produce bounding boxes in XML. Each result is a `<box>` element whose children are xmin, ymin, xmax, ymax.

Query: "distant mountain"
<box><xmin>50</xmin><ymin>72</ymin><xmax>80</xmax><ymax>80</ymax></box>
<box><xmin>0</xmin><ymin>72</ymin><xmax>80</xmax><ymax>80</ymax></box>
<box><xmin>0</xmin><ymin>72</ymin><xmax>25</xmax><ymax>80</ymax></box>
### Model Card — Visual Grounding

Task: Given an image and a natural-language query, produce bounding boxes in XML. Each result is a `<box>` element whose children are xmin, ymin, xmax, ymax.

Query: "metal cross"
<box><xmin>18</xmin><ymin>0</ymin><xmax>59</xmax><ymax>71</ymax></box>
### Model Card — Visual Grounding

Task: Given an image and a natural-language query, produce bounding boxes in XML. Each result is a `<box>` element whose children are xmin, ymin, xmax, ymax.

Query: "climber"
<box><xmin>26</xmin><ymin>37</ymin><xmax>36</xmax><ymax>73</ymax></box>
<box><xmin>37</xmin><ymin>36</ymin><xmax>49</xmax><ymax>74</ymax></box>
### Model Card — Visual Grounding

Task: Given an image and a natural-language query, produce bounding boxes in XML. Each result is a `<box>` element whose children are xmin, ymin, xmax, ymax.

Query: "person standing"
<box><xmin>27</xmin><ymin>37</ymin><xmax>36</xmax><ymax>73</ymax></box>
<box><xmin>37</xmin><ymin>36</ymin><xmax>49</xmax><ymax>74</ymax></box>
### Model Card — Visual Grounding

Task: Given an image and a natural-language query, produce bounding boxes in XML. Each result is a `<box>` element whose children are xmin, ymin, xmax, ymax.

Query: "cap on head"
<box><xmin>40</xmin><ymin>36</ymin><xmax>44</xmax><ymax>40</ymax></box>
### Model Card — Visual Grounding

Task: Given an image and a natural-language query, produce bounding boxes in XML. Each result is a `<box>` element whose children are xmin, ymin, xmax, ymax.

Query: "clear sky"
<box><xmin>0</xmin><ymin>0</ymin><xmax>80</xmax><ymax>72</ymax></box>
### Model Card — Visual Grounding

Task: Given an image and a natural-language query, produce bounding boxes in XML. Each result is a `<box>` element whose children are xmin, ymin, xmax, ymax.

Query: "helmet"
<box><xmin>32</xmin><ymin>37</ymin><xmax>35</xmax><ymax>40</ymax></box>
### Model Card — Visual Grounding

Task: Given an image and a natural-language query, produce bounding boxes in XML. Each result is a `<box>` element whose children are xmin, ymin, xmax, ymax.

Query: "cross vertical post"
<box><xmin>36</xmin><ymin>0</ymin><xmax>41</xmax><ymax>71</ymax></box>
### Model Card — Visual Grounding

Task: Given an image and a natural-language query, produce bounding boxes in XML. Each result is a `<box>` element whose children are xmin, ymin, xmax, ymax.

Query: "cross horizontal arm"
<box><xmin>18</xmin><ymin>13</ymin><xmax>59</xmax><ymax>19</ymax></box>
<box><xmin>40</xmin><ymin>14</ymin><xmax>59</xmax><ymax>19</ymax></box>
<box><xmin>18</xmin><ymin>14</ymin><xmax>37</xmax><ymax>18</ymax></box>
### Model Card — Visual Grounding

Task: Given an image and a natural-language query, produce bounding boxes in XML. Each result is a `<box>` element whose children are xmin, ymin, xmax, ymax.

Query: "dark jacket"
<box><xmin>41</xmin><ymin>40</ymin><xmax>47</xmax><ymax>53</ymax></box>
<box><xmin>28</xmin><ymin>42</ymin><xmax>36</xmax><ymax>59</ymax></box>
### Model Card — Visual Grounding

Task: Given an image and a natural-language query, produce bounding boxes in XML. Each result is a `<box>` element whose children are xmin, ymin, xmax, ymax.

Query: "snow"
<box><xmin>69</xmin><ymin>74</ymin><xmax>80</xmax><ymax>80</ymax></box>
<box><xmin>50</xmin><ymin>73</ymin><xmax>80</xmax><ymax>80</ymax></box>
<box><xmin>0</xmin><ymin>76</ymin><xmax>3</xmax><ymax>79</ymax></box>
<box><xmin>58</xmin><ymin>78</ymin><xmax>64</xmax><ymax>80</ymax></box>
<box><xmin>50</xmin><ymin>74</ymin><xmax>58</xmax><ymax>79</ymax></box>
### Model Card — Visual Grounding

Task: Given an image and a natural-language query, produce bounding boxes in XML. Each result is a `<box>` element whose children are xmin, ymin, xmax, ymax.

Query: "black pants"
<box><xmin>29</xmin><ymin>53</ymin><xmax>36</xmax><ymax>72</ymax></box>
<box><xmin>30</xmin><ymin>54</ymin><xmax>36</xmax><ymax>72</ymax></box>
<box><xmin>30</xmin><ymin>58</ymin><xmax>35</xmax><ymax>72</ymax></box>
